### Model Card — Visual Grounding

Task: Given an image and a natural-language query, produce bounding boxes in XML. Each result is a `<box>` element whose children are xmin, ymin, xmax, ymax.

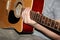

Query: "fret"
<box><xmin>35</xmin><ymin>12</ymin><xmax>39</xmax><ymax>22</ymax></box>
<box><xmin>36</xmin><ymin>13</ymin><xmax>41</xmax><ymax>24</ymax></box>
<box><xmin>34</xmin><ymin>13</ymin><xmax>36</xmax><ymax>21</ymax></box>
<box><xmin>44</xmin><ymin>17</ymin><xmax>49</xmax><ymax>27</ymax></box>
<box><xmin>30</xmin><ymin>11</ymin><xmax>36</xmax><ymax>20</ymax></box>
<box><xmin>47</xmin><ymin>19</ymin><xmax>52</xmax><ymax>27</ymax></box>
<box><xmin>39</xmin><ymin>14</ymin><xmax>42</xmax><ymax>24</ymax></box>
<box><xmin>51</xmin><ymin>20</ymin><xmax>55</xmax><ymax>28</ymax></box>
<box><xmin>40</xmin><ymin>15</ymin><xmax>43</xmax><ymax>24</ymax></box>
<box><xmin>54</xmin><ymin>22</ymin><xmax>59</xmax><ymax>31</ymax></box>
<box><xmin>41</xmin><ymin>15</ymin><xmax>46</xmax><ymax>25</ymax></box>
<box><xmin>47</xmin><ymin>19</ymin><xmax>50</xmax><ymax>27</ymax></box>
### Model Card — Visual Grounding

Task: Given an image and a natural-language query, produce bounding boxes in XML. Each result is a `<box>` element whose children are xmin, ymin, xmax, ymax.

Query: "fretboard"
<box><xmin>30</xmin><ymin>11</ymin><xmax>60</xmax><ymax>33</ymax></box>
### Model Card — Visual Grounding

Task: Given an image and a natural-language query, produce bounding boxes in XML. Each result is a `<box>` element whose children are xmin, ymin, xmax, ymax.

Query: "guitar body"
<box><xmin>0</xmin><ymin>0</ymin><xmax>44</xmax><ymax>33</ymax></box>
<box><xmin>0</xmin><ymin>0</ymin><xmax>23</xmax><ymax>32</ymax></box>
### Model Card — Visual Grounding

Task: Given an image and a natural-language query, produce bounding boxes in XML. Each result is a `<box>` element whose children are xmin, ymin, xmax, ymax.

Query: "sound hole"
<box><xmin>8</xmin><ymin>10</ymin><xmax>20</xmax><ymax>24</ymax></box>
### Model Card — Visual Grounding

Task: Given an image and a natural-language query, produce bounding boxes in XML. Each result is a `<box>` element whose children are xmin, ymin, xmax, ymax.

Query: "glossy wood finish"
<box><xmin>0</xmin><ymin>0</ymin><xmax>23</xmax><ymax>32</ymax></box>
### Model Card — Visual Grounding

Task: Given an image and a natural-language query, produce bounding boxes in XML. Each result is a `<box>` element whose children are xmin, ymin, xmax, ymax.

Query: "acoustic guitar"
<box><xmin>0</xmin><ymin>0</ymin><xmax>44</xmax><ymax>33</ymax></box>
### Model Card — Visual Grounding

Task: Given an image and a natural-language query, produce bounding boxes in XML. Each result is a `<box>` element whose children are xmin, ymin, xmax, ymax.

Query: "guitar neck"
<box><xmin>30</xmin><ymin>11</ymin><xmax>60</xmax><ymax>33</ymax></box>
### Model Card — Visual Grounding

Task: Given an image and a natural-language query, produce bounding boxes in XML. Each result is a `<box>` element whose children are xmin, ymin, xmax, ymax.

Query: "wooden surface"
<box><xmin>0</xmin><ymin>0</ymin><xmax>23</xmax><ymax>32</ymax></box>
